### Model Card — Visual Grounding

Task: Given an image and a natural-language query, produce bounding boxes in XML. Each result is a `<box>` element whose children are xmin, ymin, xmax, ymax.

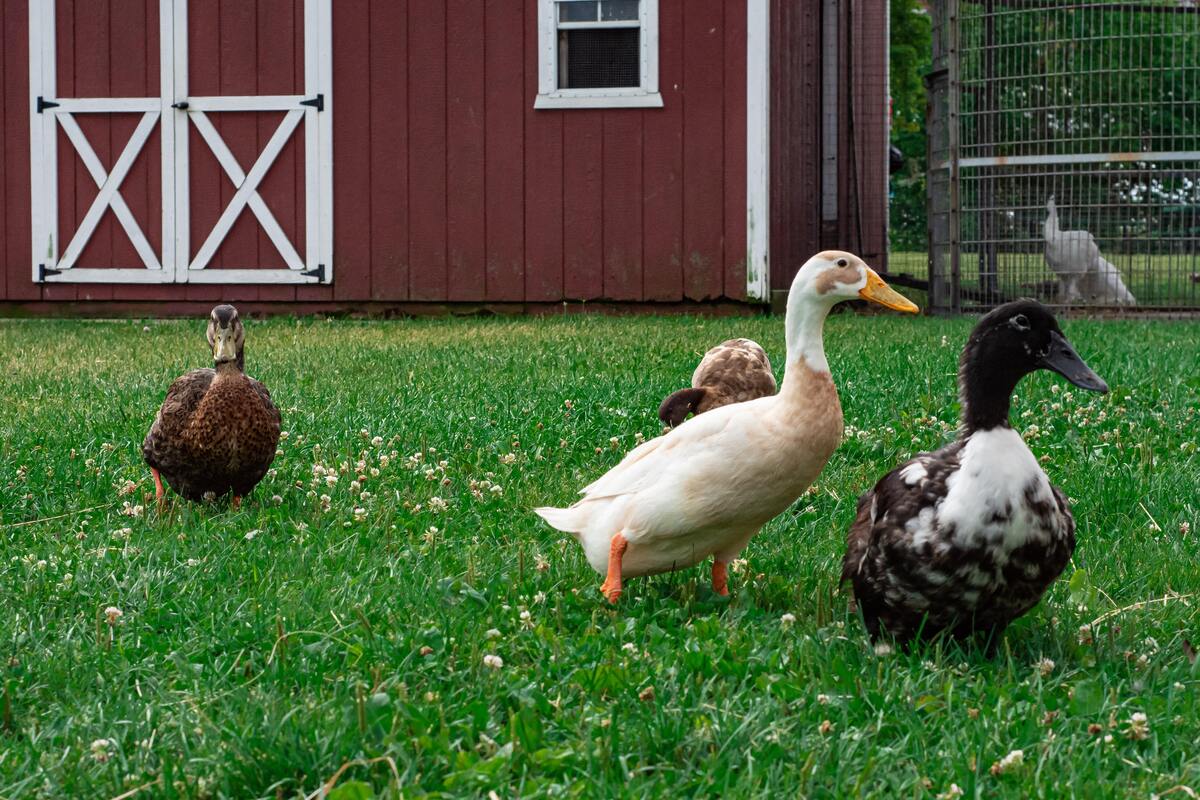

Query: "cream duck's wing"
<box><xmin>692</xmin><ymin>339</ymin><xmax>777</xmax><ymax>402</ymax></box>
<box><xmin>579</xmin><ymin>406</ymin><xmax>739</xmax><ymax>503</ymax></box>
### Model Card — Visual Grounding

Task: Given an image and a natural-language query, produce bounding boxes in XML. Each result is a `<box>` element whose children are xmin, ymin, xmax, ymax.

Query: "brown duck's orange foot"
<box><xmin>231</xmin><ymin>495</ymin><xmax>242</xmax><ymax>511</ymax></box>
<box><xmin>712</xmin><ymin>560</ymin><xmax>730</xmax><ymax>596</ymax></box>
<box><xmin>150</xmin><ymin>468</ymin><xmax>167</xmax><ymax>509</ymax></box>
<box><xmin>601</xmin><ymin>532</ymin><xmax>628</xmax><ymax>604</ymax></box>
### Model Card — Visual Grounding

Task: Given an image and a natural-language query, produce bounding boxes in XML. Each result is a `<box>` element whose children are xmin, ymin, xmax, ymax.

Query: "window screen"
<box><xmin>555</xmin><ymin>0</ymin><xmax>642</xmax><ymax>90</ymax></box>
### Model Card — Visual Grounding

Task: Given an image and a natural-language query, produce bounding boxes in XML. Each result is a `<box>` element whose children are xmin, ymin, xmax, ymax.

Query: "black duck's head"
<box><xmin>206</xmin><ymin>304</ymin><xmax>245</xmax><ymax>369</ymax></box>
<box><xmin>960</xmin><ymin>300</ymin><xmax>1107</xmax><ymax>429</ymax></box>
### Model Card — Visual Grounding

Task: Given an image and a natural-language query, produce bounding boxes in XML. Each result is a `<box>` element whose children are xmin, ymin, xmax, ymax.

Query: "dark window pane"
<box><xmin>558</xmin><ymin>1</ymin><xmax>598</xmax><ymax>22</ymax></box>
<box><xmin>600</xmin><ymin>0</ymin><xmax>639</xmax><ymax>21</ymax></box>
<box><xmin>560</xmin><ymin>28</ymin><xmax>640</xmax><ymax>89</ymax></box>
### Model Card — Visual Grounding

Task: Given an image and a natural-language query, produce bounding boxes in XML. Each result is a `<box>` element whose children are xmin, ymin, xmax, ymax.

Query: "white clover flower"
<box><xmin>622</xmin><ymin>642</ymin><xmax>637</xmax><ymax>653</ymax></box>
<box><xmin>1126</xmin><ymin>712</ymin><xmax>1150</xmax><ymax>740</ymax></box>
<box><xmin>533</xmin><ymin>591</ymin><xmax>547</xmax><ymax>605</ymax></box>
<box><xmin>485</xmin><ymin>628</ymin><xmax>501</xmax><ymax>639</ymax></box>
<box><xmin>244</xmin><ymin>529</ymin><xmax>260</xmax><ymax>541</ymax></box>
<box><xmin>429</xmin><ymin>496</ymin><xmax>449</xmax><ymax>512</ymax></box>
<box><xmin>353</xmin><ymin>507</ymin><xmax>368</xmax><ymax>522</ymax></box>
<box><xmin>489</xmin><ymin>484</ymin><xmax>503</xmax><ymax>494</ymax></box>
<box><xmin>936</xmin><ymin>784</ymin><xmax>963</xmax><ymax>800</ymax></box>
<box><xmin>816</xmin><ymin>693</ymin><xmax>831</xmax><ymax>705</ymax></box>
<box><xmin>371</xmin><ymin>436</ymin><xmax>383</xmax><ymax>447</ymax></box>
<box><xmin>499</xmin><ymin>453</ymin><xmax>517</xmax><ymax>465</ymax></box>
<box><xmin>117</xmin><ymin>480</ymin><xmax>138</xmax><ymax>496</ymax></box>
<box><xmin>271</xmin><ymin>495</ymin><xmax>283</xmax><ymax>505</ymax></box>
<box><xmin>325</xmin><ymin>475</ymin><xmax>338</xmax><ymax>487</ymax></box>
<box><xmin>780</xmin><ymin>613</ymin><xmax>797</xmax><ymax>627</ymax></box>
<box><xmin>91</xmin><ymin>738</ymin><xmax>112</xmax><ymax>762</ymax></box>
<box><xmin>1036</xmin><ymin>658</ymin><xmax>1055</xmax><ymax>677</ymax></box>
<box><xmin>992</xmin><ymin>749</ymin><xmax>1024</xmax><ymax>775</ymax></box>
<box><xmin>482</xmin><ymin>654</ymin><xmax>504</xmax><ymax>670</ymax></box>
<box><xmin>104</xmin><ymin>607</ymin><xmax>123</xmax><ymax>625</ymax></box>
<box><xmin>873</xmin><ymin>642</ymin><xmax>894</xmax><ymax>657</ymax></box>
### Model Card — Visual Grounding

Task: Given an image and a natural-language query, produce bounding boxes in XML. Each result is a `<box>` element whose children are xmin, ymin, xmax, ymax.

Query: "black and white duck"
<box><xmin>842</xmin><ymin>299</ymin><xmax>1108</xmax><ymax>648</ymax></box>
<box><xmin>142</xmin><ymin>305</ymin><xmax>281</xmax><ymax>509</ymax></box>
<box><xmin>658</xmin><ymin>338</ymin><xmax>777</xmax><ymax>428</ymax></box>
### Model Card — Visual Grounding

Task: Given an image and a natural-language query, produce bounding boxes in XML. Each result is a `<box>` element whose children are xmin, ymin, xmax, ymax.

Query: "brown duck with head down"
<box><xmin>658</xmin><ymin>339</ymin><xmax>777</xmax><ymax>428</ymax></box>
<box><xmin>142</xmin><ymin>305</ymin><xmax>281</xmax><ymax>508</ymax></box>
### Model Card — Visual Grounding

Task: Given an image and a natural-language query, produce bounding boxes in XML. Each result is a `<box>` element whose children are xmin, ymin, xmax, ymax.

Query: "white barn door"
<box><xmin>28</xmin><ymin>0</ymin><xmax>333</xmax><ymax>285</ymax></box>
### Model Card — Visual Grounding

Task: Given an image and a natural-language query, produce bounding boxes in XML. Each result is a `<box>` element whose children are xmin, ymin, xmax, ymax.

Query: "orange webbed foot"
<box><xmin>231</xmin><ymin>495</ymin><xmax>242</xmax><ymax>511</ymax></box>
<box><xmin>151</xmin><ymin>468</ymin><xmax>167</xmax><ymax>511</ymax></box>
<box><xmin>601</xmin><ymin>533</ymin><xmax>628</xmax><ymax>604</ymax></box>
<box><xmin>712</xmin><ymin>560</ymin><xmax>730</xmax><ymax>596</ymax></box>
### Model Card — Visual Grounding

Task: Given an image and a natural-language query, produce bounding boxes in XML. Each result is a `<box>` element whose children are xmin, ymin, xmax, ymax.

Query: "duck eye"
<box><xmin>836</xmin><ymin>258</ymin><xmax>848</xmax><ymax>267</ymax></box>
<box><xmin>1009</xmin><ymin>314</ymin><xmax>1031</xmax><ymax>332</ymax></box>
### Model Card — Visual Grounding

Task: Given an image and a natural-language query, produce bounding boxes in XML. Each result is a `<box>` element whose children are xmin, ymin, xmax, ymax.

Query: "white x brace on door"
<box><xmin>28</xmin><ymin>0</ymin><xmax>333</xmax><ymax>285</ymax></box>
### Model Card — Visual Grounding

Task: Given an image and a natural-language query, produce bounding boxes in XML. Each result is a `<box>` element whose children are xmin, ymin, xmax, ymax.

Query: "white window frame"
<box><xmin>535</xmin><ymin>0</ymin><xmax>662</xmax><ymax>109</ymax></box>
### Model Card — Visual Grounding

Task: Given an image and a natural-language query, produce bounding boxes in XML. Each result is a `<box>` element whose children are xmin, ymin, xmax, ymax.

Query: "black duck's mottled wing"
<box><xmin>842</xmin><ymin>441</ymin><xmax>967</xmax><ymax>641</ymax></box>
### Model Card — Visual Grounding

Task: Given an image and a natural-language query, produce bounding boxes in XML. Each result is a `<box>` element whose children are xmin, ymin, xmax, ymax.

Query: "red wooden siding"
<box><xmin>770</xmin><ymin>0</ymin><xmax>823</xmax><ymax>292</ymax></box>
<box><xmin>1</xmin><ymin>0</ymin><xmax>890</xmax><ymax>310</ymax></box>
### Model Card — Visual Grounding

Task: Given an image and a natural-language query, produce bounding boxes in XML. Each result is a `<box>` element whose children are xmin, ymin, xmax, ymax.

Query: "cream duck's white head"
<box><xmin>781</xmin><ymin>251</ymin><xmax>919</xmax><ymax>374</ymax></box>
<box><xmin>789</xmin><ymin>250</ymin><xmax>919</xmax><ymax>311</ymax></box>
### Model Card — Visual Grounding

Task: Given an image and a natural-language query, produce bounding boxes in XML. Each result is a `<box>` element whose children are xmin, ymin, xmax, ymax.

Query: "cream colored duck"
<box><xmin>535</xmin><ymin>251</ymin><xmax>919</xmax><ymax>602</ymax></box>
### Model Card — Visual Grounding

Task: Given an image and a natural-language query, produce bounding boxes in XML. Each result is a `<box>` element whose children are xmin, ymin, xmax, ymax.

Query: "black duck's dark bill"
<box><xmin>1039</xmin><ymin>331</ymin><xmax>1108</xmax><ymax>393</ymax></box>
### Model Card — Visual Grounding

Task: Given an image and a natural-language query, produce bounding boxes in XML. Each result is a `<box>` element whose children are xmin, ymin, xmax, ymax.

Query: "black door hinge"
<box><xmin>300</xmin><ymin>94</ymin><xmax>324</xmax><ymax>112</ymax></box>
<box><xmin>36</xmin><ymin>96</ymin><xmax>60</xmax><ymax>114</ymax></box>
<box><xmin>302</xmin><ymin>263</ymin><xmax>326</xmax><ymax>282</ymax></box>
<box><xmin>172</xmin><ymin>101</ymin><xmax>189</xmax><ymax>110</ymax></box>
<box><xmin>37</xmin><ymin>264</ymin><xmax>62</xmax><ymax>281</ymax></box>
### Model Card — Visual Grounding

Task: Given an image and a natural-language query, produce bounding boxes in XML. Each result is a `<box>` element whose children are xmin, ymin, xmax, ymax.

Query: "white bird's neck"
<box><xmin>781</xmin><ymin>290</ymin><xmax>834</xmax><ymax>395</ymax></box>
<box><xmin>1045</xmin><ymin>201</ymin><xmax>1059</xmax><ymax>235</ymax></box>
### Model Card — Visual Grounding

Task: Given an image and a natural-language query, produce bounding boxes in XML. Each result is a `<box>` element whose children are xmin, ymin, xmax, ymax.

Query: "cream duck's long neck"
<box><xmin>780</xmin><ymin>291</ymin><xmax>835</xmax><ymax>399</ymax></box>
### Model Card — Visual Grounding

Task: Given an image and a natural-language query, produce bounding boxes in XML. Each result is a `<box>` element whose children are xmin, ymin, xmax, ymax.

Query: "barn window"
<box><xmin>535</xmin><ymin>0</ymin><xmax>662</xmax><ymax>109</ymax></box>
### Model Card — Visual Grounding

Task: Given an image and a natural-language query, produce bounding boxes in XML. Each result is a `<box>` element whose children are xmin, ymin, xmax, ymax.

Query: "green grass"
<box><xmin>0</xmin><ymin>311</ymin><xmax>1198</xmax><ymax>799</ymax></box>
<box><xmin>888</xmin><ymin>251</ymin><xmax>1200</xmax><ymax>308</ymax></box>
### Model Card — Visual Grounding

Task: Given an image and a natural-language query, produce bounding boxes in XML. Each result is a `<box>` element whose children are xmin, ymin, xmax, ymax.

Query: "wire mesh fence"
<box><xmin>925</xmin><ymin>0</ymin><xmax>1200</xmax><ymax>312</ymax></box>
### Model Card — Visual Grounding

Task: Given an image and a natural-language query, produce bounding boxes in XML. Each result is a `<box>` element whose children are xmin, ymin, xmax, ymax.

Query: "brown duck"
<box><xmin>658</xmin><ymin>338</ymin><xmax>777</xmax><ymax>428</ymax></box>
<box><xmin>143</xmin><ymin>305</ymin><xmax>281</xmax><ymax>508</ymax></box>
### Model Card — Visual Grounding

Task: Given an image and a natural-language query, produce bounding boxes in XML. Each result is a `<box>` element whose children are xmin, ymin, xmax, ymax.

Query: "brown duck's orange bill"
<box><xmin>859</xmin><ymin>270</ymin><xmax>920</xmax><ymax>314</ymax></box>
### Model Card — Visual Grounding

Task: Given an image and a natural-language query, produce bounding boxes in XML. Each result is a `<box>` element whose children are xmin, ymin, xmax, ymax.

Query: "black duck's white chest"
<box><xmin>922</xmin><ymin>427</ymin><xmax>1065</xmax><ymax>558</ymax></box>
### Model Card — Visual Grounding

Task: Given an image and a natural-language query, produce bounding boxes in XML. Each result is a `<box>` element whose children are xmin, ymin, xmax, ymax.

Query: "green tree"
<box><xmin>889</xmin><ymin>0</ymin><xmax>932</xmax><ymax>251</ymax></box>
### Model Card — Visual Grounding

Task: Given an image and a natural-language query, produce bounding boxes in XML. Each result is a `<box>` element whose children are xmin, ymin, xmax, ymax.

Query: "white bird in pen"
<box><xmin>1043</xmin><ymin>196</ymin><xmax>1137</xmax><ymax>305</ymax></box>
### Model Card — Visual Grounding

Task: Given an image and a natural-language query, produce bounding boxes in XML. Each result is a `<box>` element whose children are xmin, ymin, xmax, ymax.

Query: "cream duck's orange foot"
<box><xmin>599</xmin><ymin>533</ymin><xmax>628</xmax><ymax>603</ymax></box>
<box><xmin>712</xmin><ymin>560</ymin><xmax>730</xmax><ymax>596</ymax></box>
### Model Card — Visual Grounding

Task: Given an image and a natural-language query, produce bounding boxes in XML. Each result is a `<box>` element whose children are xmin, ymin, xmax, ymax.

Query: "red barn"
<box><xmin>0</xmin><ymin>0</ymin><xmax>889</xmax><ymax>314</ymax></box>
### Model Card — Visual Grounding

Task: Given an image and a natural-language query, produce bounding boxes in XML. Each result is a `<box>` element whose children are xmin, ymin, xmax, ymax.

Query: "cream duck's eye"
<box><xmin>836</xmin><ymin>258</ymin><xmax>848</xmax><ymax>267</ymax></box>
<box><xmin>1009</xmin><ymin>314</ymin><xmax>1031</xmax><ymax>331</ymax></box>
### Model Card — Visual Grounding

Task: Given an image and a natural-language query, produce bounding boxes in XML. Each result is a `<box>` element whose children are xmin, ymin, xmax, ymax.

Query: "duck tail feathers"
<box><xmin>534</xmin><ymin>506</ymin><xmax>583</xmax><ymax>535</ymax></box>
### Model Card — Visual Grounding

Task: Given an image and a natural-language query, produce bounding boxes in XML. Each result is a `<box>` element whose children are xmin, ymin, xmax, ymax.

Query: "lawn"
<box><xmin>888</xmin><ymin>251</ymin><xmax>1200</xmax><ymax>309</ymax></box>
<box><xmin>0</xmin><ymin>311</ymin><xmax>1198</xmax><ymax>799</ymax></box>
